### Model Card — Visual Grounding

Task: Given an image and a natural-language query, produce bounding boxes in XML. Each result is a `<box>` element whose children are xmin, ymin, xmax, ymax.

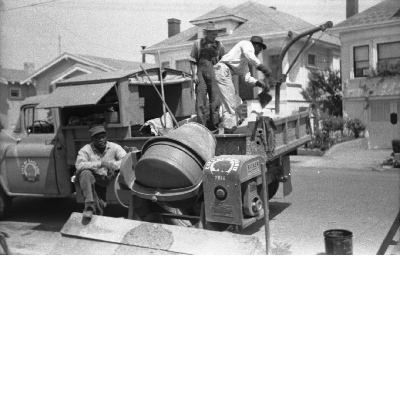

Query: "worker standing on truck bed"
<box><xmin>214</xmin><ymin>36</ymin><xmax>271</xmax><ymax>133</ymax></box>
<box><xmin>75</xmin><ymin>125</ymin><xmax>126</xmax><ymax>220</ymax></box>
<box><xmin>190</xmin><ymin>21</ymin><xmax>225</xmax><ymax>131</ymax></box>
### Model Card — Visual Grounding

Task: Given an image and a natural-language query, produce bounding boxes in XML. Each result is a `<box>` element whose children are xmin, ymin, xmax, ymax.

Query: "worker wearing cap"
<box><xmin>75</xmin><ymin>125</ymin><xmax>126</xmax><ymax>219</ymax></box>
<box><xmin>214</xmin><ymin>36</ymin><xmax>271</xmax><ymax>133</ymax></box>
<box><xmin>189</xmin><ymin>21</ymin><xmax>225</xmax><ymax>131</ymax></box>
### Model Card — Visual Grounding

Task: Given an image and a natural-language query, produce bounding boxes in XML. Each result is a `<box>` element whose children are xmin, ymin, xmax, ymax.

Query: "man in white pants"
<box><xmin>214</xmin><ymin>36</ymin><xmax>271</xmax><ymax>133</ymax></box>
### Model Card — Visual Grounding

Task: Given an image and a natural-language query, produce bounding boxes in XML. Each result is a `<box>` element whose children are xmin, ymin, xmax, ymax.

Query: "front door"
<box><xmin>5</xmin><ymin>105</ymin><xmax>69</xmax><ymax>195</ymax></box>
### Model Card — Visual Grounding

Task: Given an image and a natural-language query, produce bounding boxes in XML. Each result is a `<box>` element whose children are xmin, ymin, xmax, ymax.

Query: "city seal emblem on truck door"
<box><xmin>21</xmin><ymin>159</ymin><xmax>40</xmax><ymax>182</ymax></box>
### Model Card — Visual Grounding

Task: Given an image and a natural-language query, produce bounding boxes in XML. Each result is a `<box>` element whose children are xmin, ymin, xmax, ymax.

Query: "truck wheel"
<box><xmin>268</xmin><ymin>181</ymin><xmax>279</xmax><ymax>199</ymax></box>
<box><xmin>0</xmin><ymin>187</ymin><xmax>12</xmax><ymax>219</ymax></box>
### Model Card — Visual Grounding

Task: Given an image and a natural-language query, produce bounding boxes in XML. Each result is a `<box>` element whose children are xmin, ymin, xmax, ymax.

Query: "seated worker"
<box><xmin>75</xmin><ymin>125</ymin><xmax>126</xmax><ymax>220</ymax></box>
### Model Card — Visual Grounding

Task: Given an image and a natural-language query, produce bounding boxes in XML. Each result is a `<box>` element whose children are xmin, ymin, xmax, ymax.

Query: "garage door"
<box><xmin>369</xmin><ymin>100</ymin><xmax>400</xmax><ymax>148</ymax></box>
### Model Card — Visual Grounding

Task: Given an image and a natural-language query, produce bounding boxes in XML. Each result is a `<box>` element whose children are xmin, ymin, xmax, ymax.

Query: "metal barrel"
<box><xmin>323</xmin><ymin>229</ymin><xmax>353</xmax><ymax>255</ymax></box>
<box><xmin>135</xmin><ymin>123</ymin><xmax>216</xmax><ymax>190</ymax></box>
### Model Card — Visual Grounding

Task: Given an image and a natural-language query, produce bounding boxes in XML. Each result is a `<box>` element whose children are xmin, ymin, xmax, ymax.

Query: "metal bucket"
<box><xmin>135</xmin><ymin>123</ymin><xmax>216</xmax><ymax>190</ymax></box>
<box><xmin>324</xmin><ymin>229</ymin><xmax>353</xmax><ymax>255</ymax></box>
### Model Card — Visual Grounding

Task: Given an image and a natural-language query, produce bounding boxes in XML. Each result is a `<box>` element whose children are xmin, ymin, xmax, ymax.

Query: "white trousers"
<box><xmin>214</xmin><ymin>63</ymin><xmax>239</xmax><ymax>130</ymax></box>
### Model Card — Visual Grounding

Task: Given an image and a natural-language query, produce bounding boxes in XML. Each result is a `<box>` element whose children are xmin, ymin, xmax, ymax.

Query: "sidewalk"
<box><xmin>292</xmin><ymin>138</ymin><xmax>392</xmax><ymax>171</ymax></box>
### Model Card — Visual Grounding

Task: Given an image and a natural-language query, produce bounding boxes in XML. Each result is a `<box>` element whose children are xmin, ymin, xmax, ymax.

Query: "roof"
<box><xmin>78</xmin><ymin>54</ymin><xmax>153</xmax><ymax>71</ymax></box>
<box><xmin>21</xmin><ymin>94</ymin><xmax>51</xmax><ymax>106</ymax></box>
<box><xmin>58</xmin><ymin>67</ymin><xmax>190</xmax><ymax>85</ymax></box>
<box><xmin>58</xmin><ymin>67</ymin><xmax>155</xmax><ymax>84</ymax></box>
<box><xmin>0</xmin><ymin>67</ymin><xmax>29</xmax><ymax>84</ymax></box>
<box><xmin>333</xmin><ymin>0</ymin><xmax>400</xmax><ymax>30</ymax></box>
<box><xmin>21</xmin><ymin>52</ymin><xmax>156</xmax><ymax>84</ymax></box>
<box><xmin>189</xmin><ymin>6</ymin><xmax>246</xmax><ymax>23</ymax></box>
<box><xmin>145</xmin><ymin>1</ymin><xmax>340</xmax><ymax>51</ymax></box>
<box><xmin>37</xmin><ymin>81</ymin><xmax>116</xmax><ymax>108</ymax></box>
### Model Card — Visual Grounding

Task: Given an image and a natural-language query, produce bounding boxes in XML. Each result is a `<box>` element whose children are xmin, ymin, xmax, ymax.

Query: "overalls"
<box><xmin>196</xmin><ymin>41</ymin><xmax>221</xmax><ymax>131</ymax></box>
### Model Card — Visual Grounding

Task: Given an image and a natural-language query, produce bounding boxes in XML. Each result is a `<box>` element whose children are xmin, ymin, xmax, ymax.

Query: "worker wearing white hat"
<box><xmin>214</xmin><ymin>36</ymin><xmax>271</xmax><ymax>133</ymax></box>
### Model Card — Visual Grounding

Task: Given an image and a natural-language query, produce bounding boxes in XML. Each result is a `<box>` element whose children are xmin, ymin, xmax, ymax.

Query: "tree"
<box><xmin>301</xmin><ymin>68</ymin><xmax>342</xmax><ymax>116</ymax></box>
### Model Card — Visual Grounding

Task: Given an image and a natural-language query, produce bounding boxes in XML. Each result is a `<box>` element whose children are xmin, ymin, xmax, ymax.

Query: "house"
<box><xmin>143</xmin><ymin>1</ymin><xmax>341</xmax><ymax>115</ymax></box>
<box><xmin>21</xmin><ymin>53</ymin><xmax>155</xmax><ymax>96</ymax></box>
<box><xmin>0</xmin><ymin>63</ymin><xmax>36</xmax><ymax>129</ymax></box>
<box><xmin>331</xmin><ymin>0</ymin><xmax>400</xmax><ymax>149</ymax></box>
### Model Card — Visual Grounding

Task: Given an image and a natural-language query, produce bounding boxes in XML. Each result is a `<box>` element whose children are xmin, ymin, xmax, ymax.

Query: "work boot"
<box><xmin>82</xmin><ymin>202</ymin><xmax>96</xmax><ymax>220</ymax></box>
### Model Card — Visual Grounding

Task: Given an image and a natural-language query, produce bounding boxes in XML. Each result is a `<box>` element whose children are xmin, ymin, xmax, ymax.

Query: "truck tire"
<box><xmin>268</xmin><ymin>181</ymin><xmax>280</xmax><ymax>200</ymax></box>
<box><xmin>0</xmin><ymin>186</ymin><xmax>12</xmax><ymax>219</ymax></box>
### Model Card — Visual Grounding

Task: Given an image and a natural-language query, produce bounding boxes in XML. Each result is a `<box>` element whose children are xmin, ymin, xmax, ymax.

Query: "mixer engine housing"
<box><xmin>203</xmin><ymin>155</ymin><xmax>265</xmax><ymax>230</ymax></box>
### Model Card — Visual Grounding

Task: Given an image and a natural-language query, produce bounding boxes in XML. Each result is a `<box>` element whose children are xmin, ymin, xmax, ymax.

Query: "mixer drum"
<box><xmin>134</xmin><ymin>122</ymin><xmax>216</xmax><ymax>190</ymax></box>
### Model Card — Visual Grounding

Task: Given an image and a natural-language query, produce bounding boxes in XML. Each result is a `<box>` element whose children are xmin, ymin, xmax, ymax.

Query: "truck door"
<box><xmin>4</xmin><ymin>104</ymin><xmax>70</xmax><ymax>195</ymax></box>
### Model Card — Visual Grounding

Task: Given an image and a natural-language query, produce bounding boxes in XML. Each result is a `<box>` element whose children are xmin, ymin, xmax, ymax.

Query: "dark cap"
<box><xmin>250</xmin><ymin>35</ymin><xmax>267</xmax><ymax>50</ymax></box>
<box><xmin>89</xmin><ymin>125</ymin><xmax>106</xmax><ymax>137</ymax></box>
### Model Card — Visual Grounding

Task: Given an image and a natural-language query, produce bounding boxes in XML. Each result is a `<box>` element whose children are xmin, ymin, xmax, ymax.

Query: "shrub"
<box><xmin>369</xmin><ymin>61</ymin><xmax>400</xmax><ymax>78</ymax></box>
<box><xmin>346</xmin><ymin>118</ymin><xmax>365</xmax><ymax>138</ymax></box>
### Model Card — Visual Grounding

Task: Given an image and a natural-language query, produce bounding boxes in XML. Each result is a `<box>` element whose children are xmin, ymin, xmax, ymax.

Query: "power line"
<box><xmin>32</xmin><ymin>6</ymin><xmax>131</xmax><ymax>55</ymax></box>
<box><xmin>1</xmin><ymin>0</ymin><xmax>71</xmax><ymax>12</ymax></box>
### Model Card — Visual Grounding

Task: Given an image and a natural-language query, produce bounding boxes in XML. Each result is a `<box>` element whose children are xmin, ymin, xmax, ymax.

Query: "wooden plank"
<box><xmin>61</xmin><ymin>213</ymin><xmax>265</xmax><ymax>255</ymax></box>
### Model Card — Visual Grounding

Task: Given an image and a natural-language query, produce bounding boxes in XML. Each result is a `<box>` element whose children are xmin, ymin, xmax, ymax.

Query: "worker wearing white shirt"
<box><xmin>214</xmin><ymin>36</ymin><xmax>271</xmax><ymax>133</ymax></box>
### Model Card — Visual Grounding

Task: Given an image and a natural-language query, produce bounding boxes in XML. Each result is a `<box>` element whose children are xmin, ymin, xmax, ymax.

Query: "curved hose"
<box><xmin>113</xmin><ymin>172</ymin><xmax>129</xmax><ymax>209</ymax></box>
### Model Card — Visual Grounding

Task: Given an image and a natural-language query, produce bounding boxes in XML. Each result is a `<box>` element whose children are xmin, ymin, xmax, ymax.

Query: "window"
<box><xmin>377</xmin><ymin>41</ymin><xmax>400</xmax><ymax>70</ymax></box>
<box><xmin>175</xmin><ymin>59</ymin><xmax>191</xmax><ymax>74</ymax></box>
<box><xmin>161</xmin><ymin>61</ymin><xmax>170</xmax><ymax>68</ymax></box>
<box><xmin>354</xmin><ymin>45</ymin><xmax>369</xmax><ymax>77</ymax></box>
<box><xmin>308</xmin><ymin>54</ymin><xmax>317</xmax><ymax>67</ymax></box>
<box><xmin>10</xmin><ymin>87</ymin><xmax>22</xmax><ymax>100</ymax></box>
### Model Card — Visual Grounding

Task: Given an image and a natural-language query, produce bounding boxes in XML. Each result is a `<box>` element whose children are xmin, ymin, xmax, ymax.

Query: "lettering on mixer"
<box><xmin>246</xmin><ymin>160</ymin><xmax>260</xmax><ymax>177</ymax></box>
<box><xmin>205</xmin><ymin>157</ymin><xmax>240</xmax><ymax>175</ymax></box>
<box><xmin>211</xmin><ymin>205</ymin><xmax>234</xmax><ymax>218</ymax></box>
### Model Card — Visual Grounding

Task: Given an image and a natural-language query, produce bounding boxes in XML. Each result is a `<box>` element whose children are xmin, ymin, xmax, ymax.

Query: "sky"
<box><xmin>0</xmin><ymin>0</ymin><xmax>384</xmax><ymax>71</ymax></box>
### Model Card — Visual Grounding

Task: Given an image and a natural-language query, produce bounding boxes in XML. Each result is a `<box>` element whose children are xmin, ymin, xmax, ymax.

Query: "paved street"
<box><xmin>252</xmin><ymin>166</ymin><xmax>399</xmax><ymax>255</ymax></box>
<box><xmin>0</xmin><ymin>140</ymin><xmax>398</xmax><ymax>255</ymax></box>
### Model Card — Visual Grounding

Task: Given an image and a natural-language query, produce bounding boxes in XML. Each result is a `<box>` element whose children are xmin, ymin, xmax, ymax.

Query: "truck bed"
<box><xmin>215</xmin><ymin>110</ymin><xmax>310</xmax><ymax>160</ymax></box>
<box><xmin>65</xmin><ymin>111</ymin><xmax>310</xmax><ymax>166</ymax></box>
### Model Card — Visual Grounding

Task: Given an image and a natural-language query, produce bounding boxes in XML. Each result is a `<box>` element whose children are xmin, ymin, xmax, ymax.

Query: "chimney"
<box><xmin>141</xmin><ymin>46</ymin><xmax>146</xmax><ymax>63</ymax></box>
<box><xmin>269</xmin><ymin>6</ymin><xmax>276</xmax><ymax>10</ymax></box>
<box><xmin>23</xmin><ymin>62</ymin><xmax>35</xmax><ymax>75</ymax></box>
<box><xmin>168</xmin><ymin>18</ymin><xmax>181</xmax><ymax>37</ymax></box>
<box><xmin>346</xmin><ymin>0</ymin><xmax>358</xmax><ymax>19</ymax></box>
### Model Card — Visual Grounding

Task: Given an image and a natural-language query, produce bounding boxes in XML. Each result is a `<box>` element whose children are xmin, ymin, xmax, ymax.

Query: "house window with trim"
<box><xmin>353</xmin><ymin>45</ymin><xmax>369</xmax><ymax>77</ymax></box>
<box><xmin>175</xmin><ymin>59</ymin><xmax>191</xmax><ymax>74</ymax></box>
<box><xmin>377</xmin><ymin>41</ymin><xmax>400</xmax><ymax>71</ymax></box>
<box><xmin>308</xmin><ymin>54</ymin><xmax>317</xmax><ymax>67</ymax></box>
<box><xmin>9</xmin><ymin>87</ymin><xmax>22</xmax><ymax>100</ymax></box>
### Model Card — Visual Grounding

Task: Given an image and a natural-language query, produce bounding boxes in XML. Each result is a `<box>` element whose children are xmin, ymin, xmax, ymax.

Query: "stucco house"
<box><xmin>331</xmin><ymin>0</ymin><xmax>400</xmax><ymax>149</ymax></box>
<box><xmin>143</xmin><ymin>1</ymin><xmax>340</xmax><ymax>116</ymax></box>
<box><xmin>21</xmin><ymin>53</ymin><xmax>155</xmax><ymax>96</ymax></box>
<box><xmin>0</xmin><ymin>63</ymin><xmax>36</xmax><ymax>129</ymax></box>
